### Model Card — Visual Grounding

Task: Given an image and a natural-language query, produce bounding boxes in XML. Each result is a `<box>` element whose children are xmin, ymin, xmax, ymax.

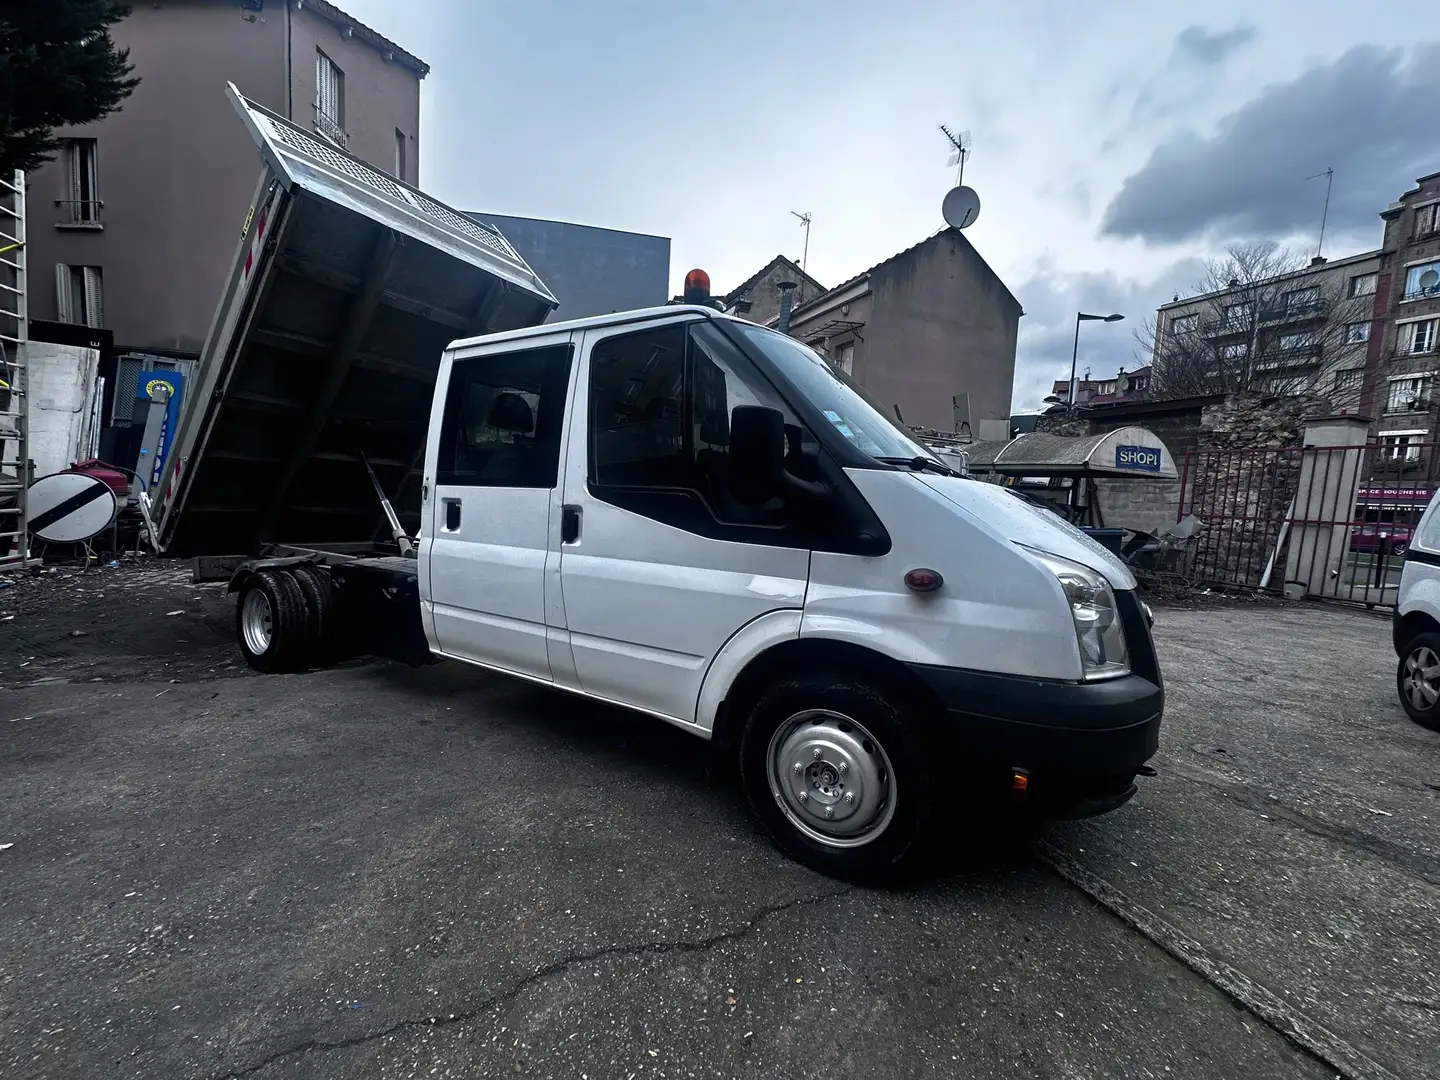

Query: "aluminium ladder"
<box><xmin>0</xmin><ymin>169</ymin><xmax>34</xmax><ymax>571</ymax></box>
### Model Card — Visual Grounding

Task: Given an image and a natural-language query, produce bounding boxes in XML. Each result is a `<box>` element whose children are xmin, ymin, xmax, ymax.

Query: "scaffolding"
<box><xmin>0</xmin><ymin>169</ymin><xmax>34</xmax><ymax>570</ymax></box>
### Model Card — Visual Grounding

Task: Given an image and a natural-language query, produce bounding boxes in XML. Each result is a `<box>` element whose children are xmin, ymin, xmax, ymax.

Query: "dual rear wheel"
<box><xmin>236</xmin><ymin>566</ymin><xmax>334</xmax><ymax>673</ymax></box>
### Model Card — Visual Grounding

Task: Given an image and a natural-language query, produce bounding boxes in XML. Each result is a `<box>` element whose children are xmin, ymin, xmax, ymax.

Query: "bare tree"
<box><xmin>1136</xmin><ymin>242</ymin><xmax>1375</xmax><ymax>402</ymax></box>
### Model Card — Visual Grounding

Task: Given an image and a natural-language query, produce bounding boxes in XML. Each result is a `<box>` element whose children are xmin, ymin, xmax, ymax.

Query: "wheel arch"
<box><xmin>1396</xmin><ymin>609</ymin><xmax>1440</xmax><ymax>655</ymax></box>
<box><xmin>709</xmin><ymin>637</ymin><xmax>942</xmax><ymax>756</ymax></box>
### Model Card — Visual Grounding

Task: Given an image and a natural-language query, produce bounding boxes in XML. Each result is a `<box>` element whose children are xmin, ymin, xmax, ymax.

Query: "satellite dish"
<box><xmin>26</xmin><ymin>472</ymin><xmax>118</xmax><ymax>544</ymax></box>
<box><xmin>942</xmin><ymin>186</ymin><xmax>981</xmax><ymax>229</ymax></box>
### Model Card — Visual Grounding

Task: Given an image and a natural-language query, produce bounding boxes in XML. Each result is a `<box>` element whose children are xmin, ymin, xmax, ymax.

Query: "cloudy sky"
<box><xmin>336</xmin><ymin>0</ymin><xmax>1436</xmax><ymax>411</ymax></box>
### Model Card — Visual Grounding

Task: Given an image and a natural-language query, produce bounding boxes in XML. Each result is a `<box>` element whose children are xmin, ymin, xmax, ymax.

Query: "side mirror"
<box><xmin>728</xmin><ymin>405</ymin><xmax>786</xmax><ymax>505</ymax></box>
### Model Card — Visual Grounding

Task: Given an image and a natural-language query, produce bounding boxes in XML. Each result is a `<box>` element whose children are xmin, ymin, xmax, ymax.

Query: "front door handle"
<box><xmin>561</xmin><ymin>504</ymin><xmax>581</xmax><ymax>544</ymax></box>
<box><xmin>443</xmin><ymin>497</ymin><xmax>461</xmax><ymax>531</ymax></box>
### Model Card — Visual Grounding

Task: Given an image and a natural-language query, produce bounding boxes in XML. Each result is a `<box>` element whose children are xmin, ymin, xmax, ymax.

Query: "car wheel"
<box><xmin>236</xmin><ymin>569</ymin><xmax>310</xmax><ymax>674</ymax></box>
<box><xmin>1397</xmin><ymin>631</ymin><xmax>1440</xmax><ymax>732</ymax></box>
<box><xmin>289</xmin><ymin>565</ymin><xmax>334</xmax><ymax>661</ymax></box>
<box><xmin>739</xmin><ymin>672</ymin><xmax>938</xmax><ymax>883</ymax></box>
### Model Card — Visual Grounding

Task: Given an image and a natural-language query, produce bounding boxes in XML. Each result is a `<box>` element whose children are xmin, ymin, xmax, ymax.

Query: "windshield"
<box><xmin>730</xmin><ymin>322</ymin><xmax>937</xmax><ymax>464</ymax></box>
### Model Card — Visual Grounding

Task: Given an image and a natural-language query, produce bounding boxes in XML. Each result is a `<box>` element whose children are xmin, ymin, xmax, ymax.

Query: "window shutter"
<box><xmin>66</xmin><ymin>144</ymin><xmax>82</xmax><ymax>220</ymax></box>
<box><xmin>82</xmin><ymin>267</ymin><xmax>103</xmax><ymax>329</ymax></box>
<box><xmin>55</xmin><ymin>264</ymin><xmax>74</xmax><ymax>323</ymax></box>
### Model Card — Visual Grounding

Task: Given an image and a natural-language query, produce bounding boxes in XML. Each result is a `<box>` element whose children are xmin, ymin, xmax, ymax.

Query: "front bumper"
<box><xmin>906</xmin><ymin>663</ymin><xmax>1163</xmax><ymax>777</ymax></box>
<box><xmin>906</xmin><ymin>589</ymin><xmax>1163</xmax><ymax>816</ymax></box>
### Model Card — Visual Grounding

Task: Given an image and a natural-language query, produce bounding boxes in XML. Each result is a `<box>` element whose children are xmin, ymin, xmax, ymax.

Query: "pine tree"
<box><xmin>0</xmin><ymin>1</ymin><xmax>140</xmax><ymax>175</ymax></box>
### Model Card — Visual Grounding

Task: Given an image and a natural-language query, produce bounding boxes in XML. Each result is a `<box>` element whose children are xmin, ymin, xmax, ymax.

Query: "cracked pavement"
<box><xmin>0</xmin><ymin>567</ymin><xmax>1435</xmax><ymax>1078</ymax></box>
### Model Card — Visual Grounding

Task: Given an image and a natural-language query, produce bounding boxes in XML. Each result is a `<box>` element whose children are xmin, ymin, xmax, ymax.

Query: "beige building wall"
<box><xmin>25</xmin><ymin>0</ymin><xmax>424</xmax><ymax>353</ymax></box>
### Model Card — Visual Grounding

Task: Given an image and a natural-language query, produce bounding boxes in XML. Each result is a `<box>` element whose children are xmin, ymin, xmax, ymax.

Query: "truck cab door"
<box><xmin>420</xmin><ymin>333</ymin><xmax>576</xmax><ymax>682</ymax></box>
<box><xmin>557</xmin><ymin>315</ymin><xmax>810</xmax><ymax>723</ymax></box>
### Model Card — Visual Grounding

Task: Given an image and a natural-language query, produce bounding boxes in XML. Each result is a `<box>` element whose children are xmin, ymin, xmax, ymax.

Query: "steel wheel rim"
<box><xmin>1403</xmin><ymin>645</ymin><xmax>1440</xmax><ymax>711</ymax></box>
<box><xmin>241</xmin><ymin>589</ymin><xmax>273</xmax><ymax>656</ymax></box>
<box><xmin>766</xmin><ymin>709</ymin><xmax>897</xmax><ymax>849</ymax></box>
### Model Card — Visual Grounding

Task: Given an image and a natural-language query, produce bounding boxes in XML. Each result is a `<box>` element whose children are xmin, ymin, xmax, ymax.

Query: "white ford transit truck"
<box><xmin>161</xmin><ymin>88</ymin><xmax>1164</xmax><ymax>882</ymax></box>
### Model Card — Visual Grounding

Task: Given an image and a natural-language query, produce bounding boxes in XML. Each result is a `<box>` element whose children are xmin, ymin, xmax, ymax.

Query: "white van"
<box><xmin>1392</xmin><ymin>487</ymin><xmax>1440</xmax><ymax>732</ymax></box>
<box><xmin>227</xmin><ymin>301</ymin><xmax>1165</xmax><ymax>880</ymax></box>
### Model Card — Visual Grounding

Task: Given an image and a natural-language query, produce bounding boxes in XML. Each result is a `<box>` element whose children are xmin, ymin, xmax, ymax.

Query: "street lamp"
<box><xmin>1069</xmin><ymin>312</ymin><xmax>1125</xmax><ymax>407</ymax></box>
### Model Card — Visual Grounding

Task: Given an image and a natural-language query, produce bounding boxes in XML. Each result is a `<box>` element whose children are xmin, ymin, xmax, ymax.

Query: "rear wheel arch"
<box><xmin>1396</xmin><ymin>610</ymin><xmax>1440</xmax><ymax>652</ymax></box>
<box><xmin>711</xmin><ymin>637</ymin><xmax>941</xmax><ymax>755</ymax></box>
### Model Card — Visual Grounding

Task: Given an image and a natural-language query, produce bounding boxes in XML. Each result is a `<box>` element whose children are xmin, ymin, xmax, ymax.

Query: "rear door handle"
<box><xmin>443</xmin><ymin>497</ymin><xmax>461</xmax><ymax>531</ymax></box>
<box><xmin>561</xmin><ymin>504</ymin><xmax>581</xmax><ymax>544</ymax></box>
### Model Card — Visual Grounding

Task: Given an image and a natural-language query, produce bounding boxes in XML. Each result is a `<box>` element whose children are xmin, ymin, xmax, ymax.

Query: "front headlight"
<box><xmin>1021</xmin><ymin>546</ymin><xmax>1130</xmax><ymax>681</ymax></box>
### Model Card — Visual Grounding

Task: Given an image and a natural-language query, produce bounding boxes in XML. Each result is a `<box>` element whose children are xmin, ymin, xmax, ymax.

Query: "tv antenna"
<box><xmin>790</xmin><ymin>211</ymin><xmax>812</xmax><ymax>277</ymax></box>
<box><xmin>939</xmin><ymin>124</ymin><xmax>971</xmax><ymax>187</ymax></box>
<box><xmin>1306</xmin><ymin>167</ymin><xmax>1334</xmax><ymax>260</ymax></box>
<box><xmin>939</xmin><ymin>124</ymin><xmax>981</xmax><ymax>229</ymax></box>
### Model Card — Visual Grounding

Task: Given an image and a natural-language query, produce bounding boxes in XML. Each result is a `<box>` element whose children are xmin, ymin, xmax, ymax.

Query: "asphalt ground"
<box><xmin>0</xmin><ymin>560</ymin><xmax>1436</xmax><ymax>1079</ymax></box>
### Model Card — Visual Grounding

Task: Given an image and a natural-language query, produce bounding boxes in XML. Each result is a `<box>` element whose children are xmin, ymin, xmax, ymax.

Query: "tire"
<box><xmin>235</xmin><ymin>569</ymin><xmax>311</xmax><ymax>674</ymax></box>
<box><xmin>1397</xmin><ymin>631</ymin><xmax>1440</xmax><ymax>732</ymax></box>
<box><xmin>289</xmin><ymin>565</ymin><xmax>333</xmax><ymax>660</ymax></box>
<box><xmin>739</xmin><ymin>672</ymin><xmax>939</xmax><ymax>883</ymax></box>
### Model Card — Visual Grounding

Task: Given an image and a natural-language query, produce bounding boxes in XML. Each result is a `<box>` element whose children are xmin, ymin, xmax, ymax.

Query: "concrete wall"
<box><xmin>24</xmin><ymin>0</ymin><xmax>422</xmax><ymax>353</ymax></box>
<box><xmin>471</xmin><ymin>213</ymin><xmax>670</xmax><ymax>321</ymax></box>
<box><xmin>28</xmin><ymin>343</ymin><xmax>101</xmax><ymax>477</ymax></box>
<box><xmin>813</xmin><ymin>231</ymin><xmax>1020</xmax><ymax>432</ymax></box>
<box><xmin>289</xmin><ymin>4</ymin><xmax>420</xmax><ymax>184</ymax></box>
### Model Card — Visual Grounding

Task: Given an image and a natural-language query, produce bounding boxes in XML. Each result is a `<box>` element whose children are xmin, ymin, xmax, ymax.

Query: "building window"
<box><xmin>60</xmin><ymin>139</ymin><xmax>100</xmax><ymax>225</ymax></box>
<box><xmin>1344</xmin><ymin>321</ymin><xmax>1370</xmax><ymax>344</ymax></box>
<box><xmin>1379</xmin><ymin>430</ymin><xmax>1426</xmax><ymax>462</ymax></box>
<box><xmin>1402</xmin><ymin>318</ymin><xmax>1438</xmax><ymax>356</ymax></box>
<box><xmin>1281</xmin><ymin>286</ymin><xmax>1319</xmax><ymax>310</ymax></box>
<box><xmin>1349</xmin><ymin>272</ymin><xmax>1378</xmax><ymax>298</ymax></box>
<box><xmin>1219</xmin><ymin>342</ymin><xmax>1247</xmax><ymax>361</ymax></box>
<box><xmin>1333</xmin><ymin>369</ymin><xmax>1363</xmax><ymax>393</ymax></box>
<box><xmin>1222</xmin><ymin>302</ymin><xmax>1250</xmax><ymax>328</ymax></box>
<box><xmin>1416</xmin><ymin>203</ymin><xmax>1440</xmax><ymax>240</ymax></box>
<box><xmin>394</xmin><ymin>129</ymin><xmax>407</xmax><ymax>182</ymax></box>
<box><xmin>1170</xmin><ymin>314</ymin><xmax>1198</xmax><ymax>334</ymax></box>
<box><xmin>314</xmin><ymin>50</ymin><xmax>346</xmax><ymax>146</ymax></box>
<box><xmin>1278</xmin><ymin>331</ymin><xmax>1315</xmax><ymax>352</ymax></box>
<box><xmin>54</xmin><ymin>264</ymin><xmax>103</xmax><ymax>328</ymax></box>
<box><xmin>1387</xmin><ymin>375</ymin><xmax>1431</xmax><ymax>414</ymax></box>
<box><xmin>1126</xmin><ymin>373</ymin><xmax>1149</xmax><ymax>393</ymax></box>
<box><xmin>1403</xmin><ymin>261</ymin><xmax>1440</xmax><ymax>302</ymax></box>
<box><xmin>834</xmin><ymin>342</ymin><xmax>854</xmax><ymax>376</ymax></box>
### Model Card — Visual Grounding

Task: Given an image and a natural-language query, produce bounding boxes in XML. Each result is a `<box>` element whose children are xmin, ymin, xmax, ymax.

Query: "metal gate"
<box><xmin>1178</xmin><ymin>442</ymin><xmax>1438</xmax><ymax>607</ymax></box>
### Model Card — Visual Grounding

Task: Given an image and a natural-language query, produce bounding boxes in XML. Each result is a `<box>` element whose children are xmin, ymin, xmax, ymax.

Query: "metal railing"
<box><xmin>1177</xmin><ymin>442</ymin><xmax>1440</xmax><ymax>607</ymax></box>
<box><xmin>313</xmin><ymin>107</ymin><xmax>348</xmax><ymax>148</ymax></box>
<box><xmin>0</xmin><ymin>169</ymin><xmax>34</xmax><ymax>570</ymax></box>
<box><xmin>54</xmin><ymin>198</ymin><xmax>103</xmax><ymax>226</ymax></box>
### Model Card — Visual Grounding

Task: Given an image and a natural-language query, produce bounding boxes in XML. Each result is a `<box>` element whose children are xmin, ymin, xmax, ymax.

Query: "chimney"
<box><xmin>776</xmin><ymin>280</ymin><xmax>798</xmax><ymax>336</ymax></box>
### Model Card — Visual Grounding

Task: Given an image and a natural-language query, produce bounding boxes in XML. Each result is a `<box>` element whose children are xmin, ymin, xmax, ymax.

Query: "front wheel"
<box><xmin>1398</xmin><ymin>632</ymin><xmax>1440</xmax><ymax>732</ymax></box>
<box><xmin>739</xmin><ymin>673</ymin><xmax>938</xmax><ymax>883</ymax></box>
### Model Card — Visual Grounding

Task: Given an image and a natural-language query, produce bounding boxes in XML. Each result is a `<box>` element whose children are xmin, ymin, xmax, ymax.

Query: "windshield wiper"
<box><xmin>874</xmin><ymin>455</ymin><xmax>956</xmax><ymax>477</ymax></box>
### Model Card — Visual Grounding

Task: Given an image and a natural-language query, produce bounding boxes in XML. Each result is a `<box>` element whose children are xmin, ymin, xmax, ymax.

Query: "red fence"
<box><xmin>1177</xmin><ymin>443</ymin><xmax>1438</xmax><ymax>606</ymax></box>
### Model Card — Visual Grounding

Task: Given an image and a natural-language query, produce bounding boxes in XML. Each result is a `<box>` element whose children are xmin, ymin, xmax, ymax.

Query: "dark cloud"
<box><xmin>1009</xmin><ymin>258</ymin><xmax>1206</xmax><ymax>411</ymax></box>
<box><xmin>1173</xmin><ymin>25</ymin><xmax>1256</xmax><ymax>66</ymax></box>
<box><xmin>1101</xmin><ymin>45</ymin><xmax>1440</xmax><ymax>246</ymax></box>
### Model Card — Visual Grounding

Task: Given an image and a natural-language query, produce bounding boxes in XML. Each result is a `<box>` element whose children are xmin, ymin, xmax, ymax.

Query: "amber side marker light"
<box><xmin>903</xmin><ymin>568</ymin><xmax>943</xmax><ymax>593</ymax></box>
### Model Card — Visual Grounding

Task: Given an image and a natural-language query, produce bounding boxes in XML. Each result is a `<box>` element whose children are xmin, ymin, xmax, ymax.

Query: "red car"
<box><xmin>1349</xmin><ymin>521</ymin><xmax>1414</xmax><ymax>556</ymax></box>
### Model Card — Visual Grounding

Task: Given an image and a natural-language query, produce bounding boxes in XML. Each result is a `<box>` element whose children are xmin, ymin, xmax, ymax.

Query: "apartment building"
<box><xmin>1049</xmin><ymin>365</ymin><xmax>1152</xmax><ymax>408</ymax></box>
<box><xmin>1369</xmin><ymin>171</ymin><xmax>1440</xmax><ymax>464</ymax></box>
<box><xmin>27</xmin><ymin>0</ymin><xmax>426</xmax><ymax>356</ymax></box>
<box><xmin>1150</xmin><ymin>248</ymin><xmax>1383</xmax><ymax>410</ymax></box>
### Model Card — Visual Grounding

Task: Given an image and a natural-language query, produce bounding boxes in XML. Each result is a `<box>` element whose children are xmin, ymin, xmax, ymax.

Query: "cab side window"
<box><xmin>437</xmin><ymin>344</ymin><xmax>573</xmax><ymax>488</ymax></box>
<box><xmin>588</xmin><ymin>321</ymin><xmax>812</xmax><ymax>533</ymax></box>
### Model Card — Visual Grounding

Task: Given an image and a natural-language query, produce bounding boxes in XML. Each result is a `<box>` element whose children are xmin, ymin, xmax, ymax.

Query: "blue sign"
<box><xmin>137</xmin><ymin>370</ymin><xmax>185</xmax><ymax>486</ymax></box>
<box><xmin>1115</xmin><ymin>444</ymin><xmax>1162</xmax><ymax>473</ymax></box>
